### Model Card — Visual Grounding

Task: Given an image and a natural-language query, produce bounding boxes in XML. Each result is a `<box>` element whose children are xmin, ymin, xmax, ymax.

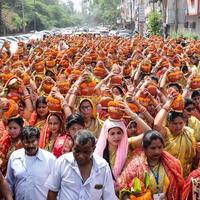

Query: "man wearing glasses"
<box><xmin>6</xmin><ymin>126</ymin><xmax>56</xmax><ymax>200</ymax></box>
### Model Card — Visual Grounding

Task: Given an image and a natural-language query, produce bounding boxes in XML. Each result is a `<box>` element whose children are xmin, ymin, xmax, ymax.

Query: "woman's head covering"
<box><xmin>78</xmin><ymin>97</ymin><xmax>97</xmax><ymax>118</ymax></box>
<box><xmin>94</xmin><ymin>118</ymin><xmax>128</xmax><ymax>180</ymax></box>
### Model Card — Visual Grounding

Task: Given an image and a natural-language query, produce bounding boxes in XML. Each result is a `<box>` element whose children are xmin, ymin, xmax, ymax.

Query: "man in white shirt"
<box><xmin>6</xmin><ymin>126</ymin><xmax>56</xmax><ymax>200</ymax></box>
<box><xmin>45</xmin><ymin>129</ymin><xmax>118</xmax><ymax>200</ymax></box>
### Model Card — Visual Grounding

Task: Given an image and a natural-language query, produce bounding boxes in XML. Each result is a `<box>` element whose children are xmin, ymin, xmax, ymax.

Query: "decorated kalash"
<box><xmin>119</xmin><ymin>173</ymin><xmax>152</xmax><ymax>200</ymax></box>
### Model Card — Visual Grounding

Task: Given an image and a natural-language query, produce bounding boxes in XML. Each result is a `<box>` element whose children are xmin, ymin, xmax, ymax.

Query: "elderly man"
<box><xmin>0</xmin><ymin>170</ymin><xmax>13</xmax><ymax>200</ymax></box>
<box><xmin>45</xmin><ymin>129</ymin><xmax>117</xmax><ymax>200</ymax></box>
<box><xmin>6</xmin><ymin>126</ymin><xmax>56</xmax><ymax>200</ymax></box>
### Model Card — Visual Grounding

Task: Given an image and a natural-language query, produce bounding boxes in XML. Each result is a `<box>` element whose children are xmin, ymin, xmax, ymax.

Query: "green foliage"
<box><xmin>169</xmin><ymin>30</ymin><xmax>200</xmax><ymax>40</ymax></box>
<box><xmin>147</xmin><ymin>11</ymin><xmax>163</xmax><ymax>36</ymax></box>
<box><xmin>1</xmin><ymin>0</ymin><xmax>83</xmax><ymax>34</ymax></box>
<box><xmin>84</xmin><ymin>0</ymin><xmax>120</xmax><ymax>26</ymax></box>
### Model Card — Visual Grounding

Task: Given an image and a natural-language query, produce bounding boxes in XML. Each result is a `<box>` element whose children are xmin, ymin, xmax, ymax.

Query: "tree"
<box><xmin>146</xmin><ymin>10</ymin><xmax>163</xmax><ymax>36</ymax></box>
<box><xmin>0</xmin><ymin>0</ymin><xmax>83</xmax><ymax>35</ymax></box>
<box><xmin>82</xmin><ymin>0</ymin><xmax>120</xmax><ymax>26</ymax></box>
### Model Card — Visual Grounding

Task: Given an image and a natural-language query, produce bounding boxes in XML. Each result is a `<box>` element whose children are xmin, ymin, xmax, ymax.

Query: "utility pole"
<box><xmin>33</xmin><ymin>0</ymin><xmax>36</xmax><ymax>32</ymax></box>
<box><xmin>22</xmin><ymin>0</ymin><xmax>25</xmax><ymax>33</ymax></box>
<box><xmin>0</xmin><ymin>0</ymin><xmax>4</xmax><ymax>36</ymax></box>
<box><xmin>174</xmin><ymin>0</ymin><xmax>178</xmax><ymax>32</ymax></box>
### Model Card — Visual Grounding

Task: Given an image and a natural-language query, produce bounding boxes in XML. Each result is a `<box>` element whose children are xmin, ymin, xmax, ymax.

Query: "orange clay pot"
<box><xmin>108</xmin><ymin>101</ymin><xmax>124</xmax><ymax>120</ymax></box>
<box><xmin>123</xmin><ymin>66</ymin><xmax>132</xmax><ymax>76</ymax></box>
<box><xmin>111</xmin><ymin>75</ymin><xmax>123</xmax><ymax>85</ymax></box>
<box><xmin>79</xmin><ymin>81</ymin><xmax>96</xmax><ymax>96</ymax></box>
<box><xmin>0</xmin><ymin>73</ymin><xmax>14</xmax><ymax>84</ymax></box>
<box><xmin>141</xmin><ymin>61</ymin><xmax>152</xmax><ymax>73</ymax></box>
<box><xmin>84</xmin><ymin>56</ymin><xmax>93</xmax><ymax>64</ymax></box>
<box><xmin>128</xmin><ymin>103</ymin><xmax>139</xmax><ymax>113</ymax></box>
<box><xmin>20</xmin><ymin>72</ymin><xmax>30</xmax><ymax>85</ymax></box>
<box><xmin>137</xmin><ymin>96</ymin><xmax>151</xmax><ymax>107</ymax></box>
<box><xmin>171</xmin><ymin>55</ymin><xmax>181</xmax><ymax>67</ymax></box>
<box><xmin>171</xmin><ymin>94</ymin><xmax>184</xmax><ymax>111</ymax></box>
<box><xmin>43</xmin><ymin>83</ymin><xmax>54</xmax><ymax>94</ymax></box>
<box><xmin>99</xmin><ymin>96</ymin><xmax>113</xmax><ymax>108</ymax></box>
<box><xmin>46</xmin><ymin>60</ymin><xmax>56</xmax><ymax>68</ymax></box>
<box><xmin>56</xmin><ymin>81</ymin><xmax>70</xmax><ymax>94</ymax></box>
<box><xmin>147</xmin><ymin>84</ymin><xmax>157</xmax><ymax>96</ymax></box>
<box><xmin>3</xmin><ymin>99</ymin><xmax>19</xmax><ymax>119</ymax></box>
<box><xmin>190</xmin><ymin>77</ymin><xmax>200</xmax><ymax>90</ymax></box>
<box><xmin>34</xmin><ymin>61</ymin><xmax>45</xmax><ymax>73</ymax></box>
<box><xmin>46</xmin><ymin>96</ymin><xmax>61</xmax><ymax>112</ymax></box>
<box><xmin>167</xmin><ymin>70</ymin><xmax>183</xmax><ymax>83</ymax></box>
<box><xmin>150</xmin><ymin>54</ymin><xmax>160</xmax><ymax>65</ymax></box>
<box><xmin>7</xmin><ymin>90</ymin><xmax>21</xmax><ymax>102</ymax></box>
<box><xmin>93</xmin><ymin>67</ymin><xmax>107</xmax><ymax>78</ymax></box>
<box><xmin>160</xmin><ymin>59</ymin><xmax>169</xmax><ymax>69</ymax></box>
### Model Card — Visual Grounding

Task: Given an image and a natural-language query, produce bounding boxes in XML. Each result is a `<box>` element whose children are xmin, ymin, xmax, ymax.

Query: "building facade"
<box><xmin>120</xmin><ymin>0</ymin><xmax>200</xmax><ymax>35</ymax></box>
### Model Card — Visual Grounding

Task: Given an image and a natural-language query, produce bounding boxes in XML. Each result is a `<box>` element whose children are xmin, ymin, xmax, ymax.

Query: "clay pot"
<box><xmin>46</xmin><ymin>60</ymin><xmax>56</xmax><ymax>68</ymax></box>
<box><xmin>167</xmin><ymin>70</ymin><xmax>183</xmax><ymax>83</ymax></box>
<box><xmin>108</xmin><ymin>101</ymin><xmax>124</xmax><ymax>120</ymax></box>
<box><xmin>93</xmin><ymin>67</ymin><xmax>107</xmax><ymax>78</ymax></box>
<box><xmin>147</xmin><ymin>84</ymin><xmax>157</xmax><ymax>96</ymax></box>
<box><xmin>111</xmin><ymin>75</ymin><xmax>123</xmax><ymax>85</ymax></box>
<box><xmin>46</xmin><ymin>96</ymin><xmax>61</xmax><ymax>112</ymax></box>
<box><xmin>99</xmin><ymin>96</ymin><xmax>113</xmax><ymax>108</ymax></box>
<box><xmin>20</xmin><ymin>72</ymin><xmax>30</xmax><ymax>85</ymax></box>
<box><xmin>79</xmin><ymin>81</ymin><xmax>96</xmax><ymax>96</ymax></box>
<box><xmin>43</xmin><ymin>83</ymin><xmax>54</xmax><ymax>94</ymax></box>
<box><xmin>34</xmin><ymin>61</ymin><xmax>45</xmax><ymax>73</ymax></box>
<box><xmin>141</xmin><ymin>61</ymin><xmax>152</xmax><ymax>73</ymax></box>
<box><xmin>123</xmin><ymin>66</ymin><xmax>132</xmax><ymax>76</ymax></box>
<box><xmin>190</xmin><ymin>77</ymin><xmax>200</xmax><ymax>90</ymax></box>
<box><xmin>172</xmin><ymin>94</ymin><xmax>184</xmax><ymax>111</ymax></box>
<box><xmin>128</xmin><ymin>103</ymin><xmax>139</xmax><ymax>113</ymax></box>
<box><xmin>56</xmin><ymin>81</ymin><xmax>70</xmax><ymax>94</ymax></box>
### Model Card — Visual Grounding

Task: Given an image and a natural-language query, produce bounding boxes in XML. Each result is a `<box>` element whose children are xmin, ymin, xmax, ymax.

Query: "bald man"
<box><xmin>0</xmin><ymin>170</ymin><xmax>13</xmax><ymax>200</ymax></box>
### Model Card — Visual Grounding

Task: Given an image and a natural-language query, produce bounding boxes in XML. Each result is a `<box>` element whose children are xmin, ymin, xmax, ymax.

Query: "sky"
<box><xmin>60</xmin><ymin>0</ymin><xmax>82</xmax><ymax>11</ymax></box>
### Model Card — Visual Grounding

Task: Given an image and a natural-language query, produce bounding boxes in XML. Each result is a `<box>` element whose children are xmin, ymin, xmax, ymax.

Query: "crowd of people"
<box><xmin>0</xmin><ymin>33</ymin><xmax>200</xmax><ymax>200</ymax></box>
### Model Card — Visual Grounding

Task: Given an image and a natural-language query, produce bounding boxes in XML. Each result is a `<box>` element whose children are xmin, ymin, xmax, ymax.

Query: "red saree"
<box><xmin>0</xmin><ymin>132</ymin><xmax>23</xmax><ymax>174</ymax></box>
<box><xmin>182</xmin><ymin>168</ymin><xmax>200</xmax><ymax>200</ymax></box>
<box><xmin>118</xmin><ymin>150</ymin><xmax>184</xmax><ymax>200</ymax></box>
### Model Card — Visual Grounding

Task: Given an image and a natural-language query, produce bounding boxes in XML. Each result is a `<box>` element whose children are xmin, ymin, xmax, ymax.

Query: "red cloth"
<box><xmin>52</xmin><ymin>135</ymin><xmax>71</xmax><ymax>158</ymax></box>
<box><xmin>0</xmin><ymin>133</ymin><xmax>23</xmax><ymax>173</ymax></box>
<box><xmin>182</xmin><ymin>168</ymin><xmax>200</xmax><ymax>200</ymax></box>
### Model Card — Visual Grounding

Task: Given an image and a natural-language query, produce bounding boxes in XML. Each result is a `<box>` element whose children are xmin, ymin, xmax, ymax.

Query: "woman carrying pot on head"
<box><xmin>29</xmin><ymin>96</ymin><xmax>49</xmax><ymax>130</ymax></box>
<box><xmin>39</xmin><ymin>112</ymin><xmax>65</xmax><ymax>153</ymax></box>
<box><xmin>94</xmin><ymin>101</ymin><xmax>151</xmax><ymax>189</ymax></box>
<box><xmin>154</xmin><ymin>90</ymin><xmax>196</xmax><ymax>177</ymax></box>
<box><xmin>118</xmin><ymin>130</ymin><xmax>184</xmax><ymax>200</ymax></box>
<box><xmin>78</xmin><ymin>98</ymin><xmax>102</xmax><ymax>139</ymax></box>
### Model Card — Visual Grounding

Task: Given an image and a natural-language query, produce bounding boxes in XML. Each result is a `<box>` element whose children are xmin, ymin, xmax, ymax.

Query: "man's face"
<box><xmin>22</xmin><ymin>136</ymin><xmax>39</xmax><ymax>156</ymax></box>
<box><xmin>72</xmin><ymin>141</ymin><xmax>95</xmax><ymax>166</ymax></box>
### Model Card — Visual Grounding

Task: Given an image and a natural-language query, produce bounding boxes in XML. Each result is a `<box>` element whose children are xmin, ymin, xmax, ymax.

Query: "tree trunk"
<box><xmin>0</xmin><ymin>0</ymin><xmax>3</xmax><ymax>36</ymax></box>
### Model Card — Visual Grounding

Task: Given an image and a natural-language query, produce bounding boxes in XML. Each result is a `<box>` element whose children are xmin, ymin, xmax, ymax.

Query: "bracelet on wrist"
<box><xmin>162</xmin><ymin>106</ymin><xmax>170</xmax><ymax>112</ymax></box>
